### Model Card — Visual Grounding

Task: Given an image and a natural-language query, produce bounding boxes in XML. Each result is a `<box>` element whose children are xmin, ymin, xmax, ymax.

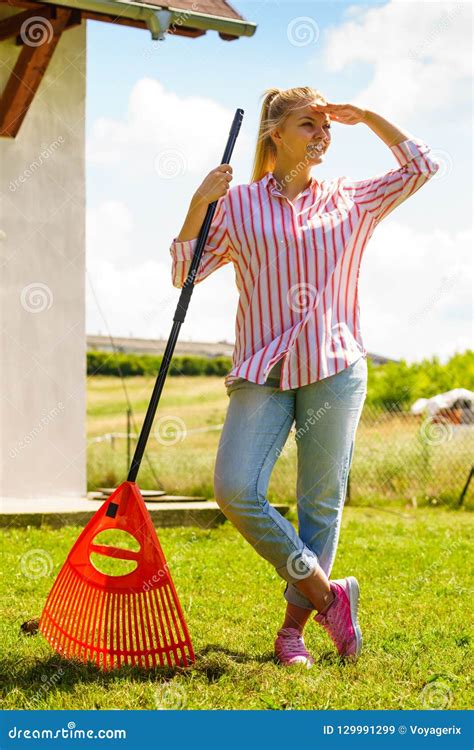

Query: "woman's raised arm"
<box><xmin>312</xmin><ymin>102</ymin><xmax>440</xmax><ymax>226</ymax></box>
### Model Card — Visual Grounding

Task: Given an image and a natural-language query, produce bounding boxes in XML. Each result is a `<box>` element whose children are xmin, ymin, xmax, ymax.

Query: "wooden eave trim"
<box><xmin>0</xmin><ymin>7</ymin><xmax>73</xmax><ymax>137</ymax></box>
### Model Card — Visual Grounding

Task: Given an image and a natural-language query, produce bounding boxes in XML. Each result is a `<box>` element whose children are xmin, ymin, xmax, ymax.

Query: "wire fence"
<box><xmin>347</xmin><ymin>405</ymin><xmax>473</xmax><ymax>506</ymax></box>
<box><xmin>89</xmin><ymin>404</ymin><xmax>473</xmax><ymax>507</ymax></box>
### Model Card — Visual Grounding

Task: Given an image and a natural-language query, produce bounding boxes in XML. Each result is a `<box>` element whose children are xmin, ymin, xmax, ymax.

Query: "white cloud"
<box><xmin>86</xmin><ymin>200</ymin><xmax>133</xmax><ymax>264</ymax></box>
<box><xmin>86</xmin><ymin>199</ymin><xmax>238</xmax><ymax>341</ymax></box>
<box><xmin>86</xmin><ymin>256</ymin><xmax>238</xmax><ymax>342</ymax></box>
<box><xmin>358</xmin><ymin>220</ymin><xmax>472</xmax><ymax>363</ymax></box>
<box><xmin>321</xmin><ymin>0</ymin><xmax>471</xmax><ymax>120</ymax></box>
<box><xmin>86</xmin><ymin>77</ymin><xmax>252</xmax><ymax>177</ymax></box>
<box><xmin>85</xmin><ymin>78</ymin><xmax>254</xmax><ymax>340</ymax></box>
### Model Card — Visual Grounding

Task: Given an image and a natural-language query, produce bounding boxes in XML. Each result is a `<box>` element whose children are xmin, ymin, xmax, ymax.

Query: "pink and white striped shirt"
<box><xmin>170</xmin><ymin>136</ymin><xmax>439</xmax><ymax>390</ymax></box>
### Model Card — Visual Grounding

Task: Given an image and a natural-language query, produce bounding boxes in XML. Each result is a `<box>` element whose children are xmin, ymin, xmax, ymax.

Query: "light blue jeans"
<box><xmin>213</xmin><ymin>355</ymin><xmax>368</xmax><ymax>610</ymax></box>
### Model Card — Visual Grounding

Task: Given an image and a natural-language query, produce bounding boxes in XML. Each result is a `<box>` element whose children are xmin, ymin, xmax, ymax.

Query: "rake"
<box><xmin>39</xmin><ymin>108</ymin><xmax>244</xmax><ymax>670</ymax></box>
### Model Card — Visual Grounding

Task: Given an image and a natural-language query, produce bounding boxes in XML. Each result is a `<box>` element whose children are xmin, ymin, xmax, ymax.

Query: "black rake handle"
<box><xmin>127</xmin><ymin>108</ymin><xmax>244</xmax><ymax>483</ymax></box>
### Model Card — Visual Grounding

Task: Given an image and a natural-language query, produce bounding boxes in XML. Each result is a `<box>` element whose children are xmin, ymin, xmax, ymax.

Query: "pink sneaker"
<box><xmin>314</xmin><ymin>577</ymin><xmax>362</xmax><ymax>659</ymax></box>
<box><xmin>274</xmin><ymin>627</ymin><xmax>314</xmax><ymax>668</ymax></box>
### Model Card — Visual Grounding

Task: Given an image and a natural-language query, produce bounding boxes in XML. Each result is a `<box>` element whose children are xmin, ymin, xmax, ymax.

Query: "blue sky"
<box><xmin>85</xmin><ymin>0</ymin><xmax>472</xmax><ymax>362</ymax></box>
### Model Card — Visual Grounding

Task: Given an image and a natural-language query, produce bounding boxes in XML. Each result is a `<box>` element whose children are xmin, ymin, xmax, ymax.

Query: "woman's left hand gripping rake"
<box><xmin>39</xmin><ymin>108</ymin><xmax>244</xmax><ymax>670</ymax></box>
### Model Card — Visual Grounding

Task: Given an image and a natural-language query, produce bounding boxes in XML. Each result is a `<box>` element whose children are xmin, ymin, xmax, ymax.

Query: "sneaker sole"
<box><xmin>345</xmin><ymin>575</ymin><xmax>362</xmax><ymax>659</ymax></box>
<box><xmin>274</xmin><ymin>653</ymin><xmax>314</xmax><ymax>669</ymax></box>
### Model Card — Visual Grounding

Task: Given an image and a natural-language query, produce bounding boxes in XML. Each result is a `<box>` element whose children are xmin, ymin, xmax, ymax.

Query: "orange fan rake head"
<box><xmin>39</xmin><ymin>481</ymin><xmax>195</xmax><ymax>670</ymax></box>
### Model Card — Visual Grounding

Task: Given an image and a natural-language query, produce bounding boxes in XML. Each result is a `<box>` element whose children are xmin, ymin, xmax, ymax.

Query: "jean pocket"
<box><xmin>226</xmin><ymin>377</ymin><xmax>250</xmax><ymax>397</ymax></box>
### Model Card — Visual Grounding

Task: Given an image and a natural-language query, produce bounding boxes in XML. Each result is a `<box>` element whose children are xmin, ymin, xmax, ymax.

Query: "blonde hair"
<box><xmin>250</xmin><ymin>86</ymin><xmax>328</xmax><ymax>183</ymax></box>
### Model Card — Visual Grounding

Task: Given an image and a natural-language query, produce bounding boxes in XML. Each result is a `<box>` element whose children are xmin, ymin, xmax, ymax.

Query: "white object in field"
<box><xmin>410</xmin><ymin>388</ymin><xmax>474</xmax><ymax>415</ymax></box>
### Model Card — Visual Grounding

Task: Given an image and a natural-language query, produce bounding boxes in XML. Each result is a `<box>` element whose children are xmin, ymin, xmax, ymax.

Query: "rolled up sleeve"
<box><xmin>169</xmin><ymin>194</ymin><xmax>233</xmax><ymax>288</ymax></box>
<box><xmin>341</xmin><ymin>137</ymin><xmax>440</xmax><ymax>226</ymax></box>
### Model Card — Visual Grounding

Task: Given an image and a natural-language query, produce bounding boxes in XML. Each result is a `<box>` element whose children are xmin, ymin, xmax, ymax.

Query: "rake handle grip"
<box><xmin>90</xmin><ymin>544</ymin><xmax>139</xmax><ymax>562</ymax></box>
<box><xmin>127</xmin><ymin>108</ymin><xmax>244</xmax><ymax>484</ymax></box>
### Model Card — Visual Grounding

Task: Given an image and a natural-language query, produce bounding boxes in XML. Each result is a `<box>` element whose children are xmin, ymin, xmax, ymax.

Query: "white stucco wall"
<box><xmin>0</xmin><ymin>9</ymin><xmax>86</xmax><ymax>501</ymax></box>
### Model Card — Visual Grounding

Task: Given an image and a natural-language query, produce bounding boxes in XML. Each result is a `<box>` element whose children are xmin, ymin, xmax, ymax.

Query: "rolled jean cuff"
<box><xmin>284</xmin><ymin>582</ymin><xmax>315</xmax><ymax>610</ymax></box>
<box><xmin>274</xmin><ymin>546</ymin><xmax>319</xmax><ymax>586</ymax></box>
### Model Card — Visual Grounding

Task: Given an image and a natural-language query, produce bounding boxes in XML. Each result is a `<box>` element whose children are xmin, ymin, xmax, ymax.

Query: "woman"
<box><xmin>169</xmin><ymin>87</ymin><xmax>439</xmax><ymax>668</ymax></box>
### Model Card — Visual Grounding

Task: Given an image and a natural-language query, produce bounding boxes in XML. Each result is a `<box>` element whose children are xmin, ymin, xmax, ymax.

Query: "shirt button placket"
<box><xmin>274</xmin><ymin>190</ymin><xmax>304</xmax><ymax>389</ymax></box>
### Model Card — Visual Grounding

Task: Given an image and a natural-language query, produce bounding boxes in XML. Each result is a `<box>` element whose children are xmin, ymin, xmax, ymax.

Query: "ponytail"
<box><xmin>250</xmin><ymin>88</ymin><xmax>280</xmax><ymax>184</ymax></box>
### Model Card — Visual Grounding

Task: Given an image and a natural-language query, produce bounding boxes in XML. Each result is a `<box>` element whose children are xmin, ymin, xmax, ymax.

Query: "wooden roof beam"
<box><xmin>0</xmin><ymin>5</ymin><xmax>52</xmax><ymax>42</ymax></box>
<box><xmin>0</xmin><ymin>7</ymin><xmax>73</xmax><ymax>137</ymax></box>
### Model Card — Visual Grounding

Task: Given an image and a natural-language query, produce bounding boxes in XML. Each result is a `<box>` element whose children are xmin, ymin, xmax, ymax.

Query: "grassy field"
<box><xmin>87</xmin><ymin>375</ymin><xmax>227</xmax><ymax>498</ymax></box>
<box><xmin>1</xmin><ymin>507</ymin><xmax>472</xmax><ymax>710</ymax></box>
<box><xmin>87</xmin><ymin>375</ymin><xmax>473</xmax><ymax>508</ymax></box>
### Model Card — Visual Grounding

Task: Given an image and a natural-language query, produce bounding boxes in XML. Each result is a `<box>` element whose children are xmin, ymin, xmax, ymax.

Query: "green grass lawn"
<box><xmin>1</xmin><ymin>507</ymin><xmax>472</xmax><ymax>710</ymax></box>
<box><xmin>86</xmin><ymin>375</ymin><xmax>473</xmax><ymax>508</ymax></box>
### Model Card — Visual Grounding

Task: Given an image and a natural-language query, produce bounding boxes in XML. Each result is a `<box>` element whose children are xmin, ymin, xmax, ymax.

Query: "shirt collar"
<box><xmin>261</xmin><ymin>171</ymin><xmax>320</xmax><ymax>198</ymax></box>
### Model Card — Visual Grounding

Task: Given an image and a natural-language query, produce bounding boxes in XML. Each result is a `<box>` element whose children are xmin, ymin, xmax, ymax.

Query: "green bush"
<box><xmin>366</xmin><ymin>350</ymin><xmax>474</xmax><ymax>410</ymax></box>
<box><xmin>87</xmin><ymin>350</ymin><xmax>233</xmax><ymax>378</ymax></box>
<box><xmin>87</xmin><ymin>349</ymin><xmax>474</xmax><ymax>410</ymax></box>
